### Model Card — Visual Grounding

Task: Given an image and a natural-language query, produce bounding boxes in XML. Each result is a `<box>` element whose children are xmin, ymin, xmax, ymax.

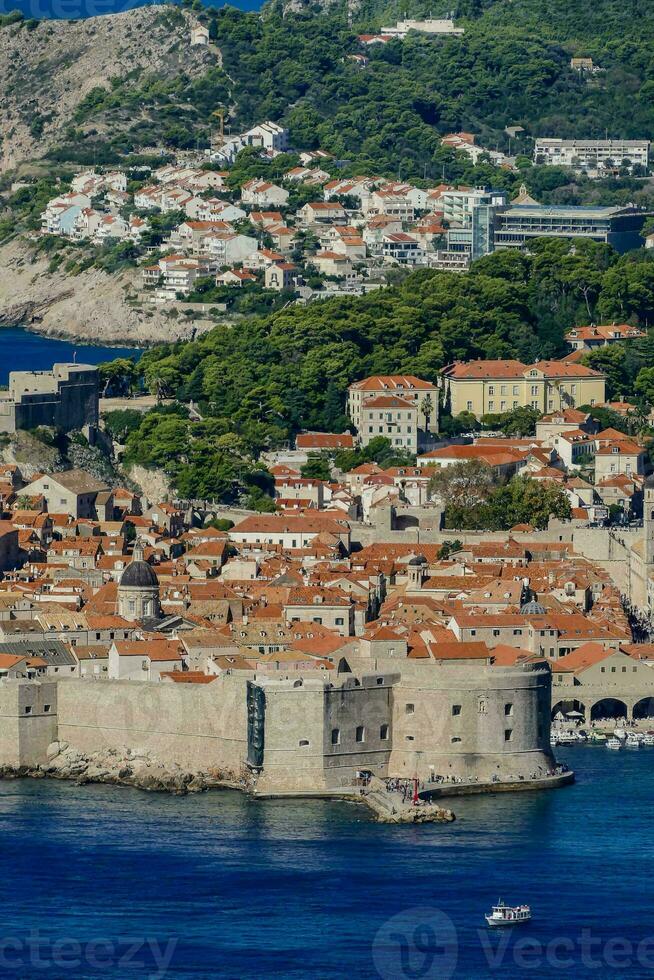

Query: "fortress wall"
<box><xmin>253</xmin><ymin>682</ymin><xmax>329</xmax><ymax>794</ymax></box>
<box><xmin>0</xmin><ymin>681</ymin><xmax>58</xmax><ymax>767</ymax></box>
<box><xmin>253</xmin><ymin>675</ymin><xmax>396</xmax><ymax>793</ymax></box>
<box><xmin>386</xmin><ymin>662</ymin><xmax>554</xmax><ymax>780</ymax></box>
<box><xmin>56</xmin><ymin>677</ymin><xmax>248</xmax><ymax>774</ymax></box>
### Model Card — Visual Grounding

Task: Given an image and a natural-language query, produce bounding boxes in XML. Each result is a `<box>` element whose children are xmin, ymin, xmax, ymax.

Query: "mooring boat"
<box><xmin>589</xmin><ymin>731</ymin><xmax>607</xmax><ymax>744</ymax></box>
<box><xmin>626</xmin><ymin>733</ymin><xmax>641</xmax><ymax>748</ymax></box>
<box><xmin>606</xmin><ymin>737</ymin><xmax>622</xmax><ymax>750</ymax></box>
<box><xmin>485</xmin><ymin>900</ymin><xmax>532</xmax><ymax>927</ymax></box>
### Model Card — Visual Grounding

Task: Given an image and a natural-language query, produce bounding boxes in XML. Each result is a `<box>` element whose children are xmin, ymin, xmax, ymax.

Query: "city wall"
<box><xmin>0</xmin><ymin>681</ymin><xmax>57</xmax><ymax>767</ymax></box>
<box><xmin>55</xmin><ymin>676</ymin><xmax>248</xmax><ymax>774</ymax></box>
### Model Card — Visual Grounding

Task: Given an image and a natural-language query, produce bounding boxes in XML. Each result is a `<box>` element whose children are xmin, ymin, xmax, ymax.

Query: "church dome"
<box><xmin>119</xmin><ymin>560</ymin><xmax>159</xmax><ymax>589</ymax></box>
<box><xmin>520</xmin><ymin>599</ymin><xmax>547</xmax><ymax>615</ymax></box>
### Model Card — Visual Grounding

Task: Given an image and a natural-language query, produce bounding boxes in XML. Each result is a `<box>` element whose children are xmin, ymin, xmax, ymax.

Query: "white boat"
<box><xmin>589</xmin><ymin>731</ymin><xmax>607</xmax><ymax>744</ymax></box>
<box><xmin>626</xmin><ymin>734</ymin><xmax>640</xmax><ymax>748</ymax></box>
<box><xmin>606</xmin><ymin>737</ymin><xmax>622</xmax><ymax>750</ymax></box>
<box><xmin>485</xmin><ymin>900</ymin><xmax>531</xmax><ymax>927</ymax></box>
<box><xmin>557</xmin><ymin>732</ymin><xmax>577</xmax><ymax>745</ymax></box>
<box><xmin>642</xmin><ymin>734</ymin><xmax>654</xmax><ymax>746</ymax></box>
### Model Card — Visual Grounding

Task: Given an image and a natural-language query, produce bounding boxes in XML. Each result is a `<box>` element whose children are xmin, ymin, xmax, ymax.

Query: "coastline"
<box><xmin>0</xmin><ymin>237</ymin><xmax>208</xmax><ymax>347</ymax></box>
<box><xmin>0</xmin><ymin>320</ymin><xmax>151</xmax><ymax>352</ymax></box>
<box><xmin>2</xmin><ymin>742</ymin><xmax>572</xmax><ymax>825</ymax></box>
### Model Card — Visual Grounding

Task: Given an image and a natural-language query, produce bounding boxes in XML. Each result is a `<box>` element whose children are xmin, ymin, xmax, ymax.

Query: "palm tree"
<box><xmin>421</xmin><ymin>394</ymin><xmax>434</xmax><ymax>431</ymax></box>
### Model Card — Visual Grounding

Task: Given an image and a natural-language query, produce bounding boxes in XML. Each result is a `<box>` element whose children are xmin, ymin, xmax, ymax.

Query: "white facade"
<box><xmin>534</xmin><ymin>139</ymin><xmax>650</xmax><ymax>172</ymax></box>
<box><xmin>203</xmin><ymin>233</ymin><xmax>258</xmax><ymax>265</ymax></box>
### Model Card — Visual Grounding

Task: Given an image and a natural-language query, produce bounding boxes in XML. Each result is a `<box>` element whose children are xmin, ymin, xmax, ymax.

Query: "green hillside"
<box><xmin>24</xmin><ymin>0</ymin><xmax>653</xmax><ymax>197</ymax></box>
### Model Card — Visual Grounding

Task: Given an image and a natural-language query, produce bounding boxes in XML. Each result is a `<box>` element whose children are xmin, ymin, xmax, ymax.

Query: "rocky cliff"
<box><xmin>0</xmin><ymin>6</ymin><xmax>216</xmax><ymax>172</ymax></box>
<box><xmin>0</xmin><ymin>237</ymin><xmax>209</xmax><ymax>345</ymax></box>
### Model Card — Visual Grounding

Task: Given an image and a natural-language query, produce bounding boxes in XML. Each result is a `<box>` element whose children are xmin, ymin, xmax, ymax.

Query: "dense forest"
<box><xmin>103</xmin><ymin>239</ymin><xmax>654</xmax><ymax>503</ymax></box>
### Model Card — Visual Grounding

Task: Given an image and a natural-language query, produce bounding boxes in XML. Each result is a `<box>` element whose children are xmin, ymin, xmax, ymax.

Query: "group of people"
<box><xmin>385</xmin><ymin>778</ymin><xmax>419</xmax><ymax>802</ymax></box>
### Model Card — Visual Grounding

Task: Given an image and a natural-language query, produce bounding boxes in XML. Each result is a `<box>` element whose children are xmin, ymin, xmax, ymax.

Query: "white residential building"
<box><xmin>381</xmin><ymin>233</ymin><xmax>423</xmax><ymax>264</ymax></box>
<box><xmin>70</xmin><ymin>208</ymin><xmax>104</xmax><ymax>241</ymax></box>
<box><xmin>534</xmin><ymin>138</ymin><xmax>650</xmax><ymax>172</ymax></box>
<box><xmin>240</xmin><ymin>178</ymin><xmax>289</xmax><ymax>207</ymax></box>
<box><xmin>311</xmin><ymin>251</ymin><xmax>354</xmax><ymax>278</ymax></box>
<box><xmin>379</xmin><ymin>18</ymin><xmax>464</xmax><ymax>36</ymax></box>
<box><xmin>94</xmin><ymin>214</ymin><xmax>130</xmax><ymax>243</ymax></box>
<box><xmin>203</xmin><ymin>232</ymin><xmax>259</xmax><ymax>265</ymax></box>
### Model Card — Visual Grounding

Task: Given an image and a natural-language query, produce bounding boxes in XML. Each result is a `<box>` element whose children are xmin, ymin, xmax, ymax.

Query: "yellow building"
<box><xmin>442</xmin><ymin>359</ymin><xmax>606</xmax><ymax>419</ymax></box>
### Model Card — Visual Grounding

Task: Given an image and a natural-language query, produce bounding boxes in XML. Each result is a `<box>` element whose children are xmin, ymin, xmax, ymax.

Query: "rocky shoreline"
<box><xmin>0</xmin><ymin>238</ymin><xmax>205</xmax><ymax>347</ymax></box>
<box><xmin>4</xmin><ymin>742</ymin><xmax>251</xmax><ymax>796</ymax></box>
<box><xmin>0</xmin><ymin>743</ymin><xmax>458</xmax><ymax>824</ymax></box>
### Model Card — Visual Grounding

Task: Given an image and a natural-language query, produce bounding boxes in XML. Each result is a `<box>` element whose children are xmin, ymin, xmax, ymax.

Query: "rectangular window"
<box><xmin>355</xmin><ymin>726</ymin><xmax>365</xmax><ymax>743</ymax></box>
<box><xmin>452</xmin><ymin>704</ymin><xmax>462</xmax><ymax>716</ymax></box>
<box><xmin>504</xmin><ymin>703</ymin><xmax>513</xmax><ymax>716</ymax></box>
<box><xmin>405</xmin><ymin>703</ymin><xmax>415</xmax><ymax>715</ymax></box>
<box><xmin>504</xmin><ymin>729</ymin><xmax>512</xmax><ymax>742</ymax></box>
<box><xmin>380</xmin><ymin>724</ymin><xmax>389</xmax><ymax>740</ymax></box>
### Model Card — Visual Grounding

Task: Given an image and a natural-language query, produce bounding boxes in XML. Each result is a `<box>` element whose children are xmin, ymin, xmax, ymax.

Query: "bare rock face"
<box><xmin>0</xmin><ymin>7</ymin><xmax>216</xmax><ymax>172</ymax></box>
<box><xmin>0</xmin><ymin>238</ymin><xmax>208</xmax><ymax>345</ymax></box>
<box><xmin>32</xmin><ymin>742</ymin><xmax>248</xmax><ymax>795</ymax></box>
<box><xmin>127</xmin><ymin>464</ymin><xmax>173</xmax><ymax>506</ymax></box>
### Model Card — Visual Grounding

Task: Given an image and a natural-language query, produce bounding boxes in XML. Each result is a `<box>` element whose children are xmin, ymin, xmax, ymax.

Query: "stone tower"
<box><xmin>645</xmin><ymin>476</ymin><xmax>654</xmax><ymax>566</ymax></box>
<box><xmin>117</xmin><ymin>539</ymin><xmax>162</xmax><ymax>623</ymax></box>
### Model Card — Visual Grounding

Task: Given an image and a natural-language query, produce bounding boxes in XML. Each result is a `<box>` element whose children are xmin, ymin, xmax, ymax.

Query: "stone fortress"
<box><xmin>0</xmin><ymin>549</ymin><xmax>556</xmax><ymax>795</ymax></box>
<box><xmin>0</xmin><ymin>362</ymin><xmax>99</xmax><ymax>433</ymax></box>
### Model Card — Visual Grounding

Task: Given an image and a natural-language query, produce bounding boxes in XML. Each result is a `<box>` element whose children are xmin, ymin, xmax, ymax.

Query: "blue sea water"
<box><xmin>0</xmin><ymin>0</ymin><xmax>263</xmax><ymax>20</ymax></box>
<box><xmin>0</xmin><ymin>326</ymin><xmax>140</xmax><ymax>385</ymax></box>
<box><xmin>0</xmin><ymin>744</ymin><xmax>652</xmax><ymax>978</ymax></box>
